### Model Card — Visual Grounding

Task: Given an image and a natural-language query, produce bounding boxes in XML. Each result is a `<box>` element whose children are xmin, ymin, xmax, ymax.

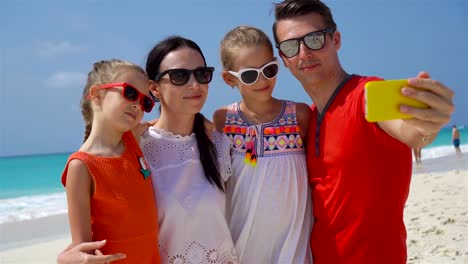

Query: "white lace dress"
<box><xmin>141</xmin><ymin>127</ymin><xmax>238</xmax><ymax>264</ymax></box>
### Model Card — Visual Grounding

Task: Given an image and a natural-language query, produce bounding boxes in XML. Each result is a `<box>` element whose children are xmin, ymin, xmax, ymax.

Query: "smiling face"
<box><xmin>151</xmin><ymin>47</ymin><xmax>208</xmax><ymax>116</ymax></box>
<box><xmin>223</xmin><ymin>44</ymin><xmax>277</xmax><ymax>102</ymax></box>
<box><xmin>275</xmin><ymin>12</ymin><xmax>342</xmax><ymax>88</ymax></box>
<box><xmin>97</xmin><ymin>69</ymin><xmax>150</xmax><ymax>132</ymax></box>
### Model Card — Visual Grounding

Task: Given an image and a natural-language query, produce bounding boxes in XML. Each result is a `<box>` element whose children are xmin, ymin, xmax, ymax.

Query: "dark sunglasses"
<box><xmin>276</xmin><ymin>28</ymin><xmax>334</xmax><ymax>58</ymax></box>
<box><xmin>91</xmin><ymin>82</ymin><xmax>154</xmax><ymax>113</ymax></box>
<box><xmin>228</xmin><ymin>60</ymin><xmax>279</xmax><ymax>85</ymax></box>
<box><xmin>154</xmin><ymin>67</ymin><xmax>214</xmax><ymax>86</ymax></box>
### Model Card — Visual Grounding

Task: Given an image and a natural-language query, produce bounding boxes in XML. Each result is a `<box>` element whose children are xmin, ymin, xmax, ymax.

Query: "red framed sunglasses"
<box><xmin>89</xmin><ymin>82</ymin><xmax>154</xmax><ymax>113</ymax></box>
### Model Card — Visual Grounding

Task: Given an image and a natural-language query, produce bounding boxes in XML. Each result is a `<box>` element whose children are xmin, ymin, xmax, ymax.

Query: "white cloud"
<box><xmin>45</xmin><ymin>72</ymin><xmax>86</xmax><ymax>89</ymax></box>
<box><xmin>34</xmin><ymin>41</ymin><xmax>85</xmax><ymax>57</ymax></box>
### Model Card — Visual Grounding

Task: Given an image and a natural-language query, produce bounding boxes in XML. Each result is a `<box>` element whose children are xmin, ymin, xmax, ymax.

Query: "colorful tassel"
<box><xmin>250</xmin><ymin>146</ymin><xmax>257</xmax><ymax>166</ymax></box>
<box><xmin>244</xmin><ymin>128</ymin><xmax>258</xmax><ymax>166</ymax></box>
<box><xmin>244</xmin><ymin>148</ymin><xmax>252</xmax><ymax>164</ymax></box>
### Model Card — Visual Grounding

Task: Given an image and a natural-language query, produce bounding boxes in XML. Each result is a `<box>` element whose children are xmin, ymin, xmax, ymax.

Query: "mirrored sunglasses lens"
<box><xmin>240</xmin><ymin>70</ymin><xmax>259</xmax><ymax>84</ymax></box>
<box><xmin>263</xmin><ymin>64</ymin><xmax>279</xmax><ymax>78</ymax></box>
<box><xmin>123</xmin><ymin>86</ymin><xmax>139</xmax><ymax>101</ymax></box>
<box><xmin>279</xmin><ymin>40</ymin><xmax>299</xmax><ymax>58</ymax></box>
<box><xmin>304</xmin><ymin>33</ymin><xmax>325</xmax><ymax>50</ymax></box>
<box><xmin>169</xmin><ymin>70</ymin><xmax>190</xmax><ymax>85</ymax></box>
<box><xmin>194</xmin><ymin>68</ymin><xmax>213</xmax><ymax>84</ymax></box>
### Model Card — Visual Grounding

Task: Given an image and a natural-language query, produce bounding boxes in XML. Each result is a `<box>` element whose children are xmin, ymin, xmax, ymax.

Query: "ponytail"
<box><xmin>193</xmin><ymin>113</ymin><xmax>224</xmax><ymax>191</ymax></box>
<box><xmin>83</xmin><ymin>122</ymin><xmax>92</xmax><ymax>143</ymax></box>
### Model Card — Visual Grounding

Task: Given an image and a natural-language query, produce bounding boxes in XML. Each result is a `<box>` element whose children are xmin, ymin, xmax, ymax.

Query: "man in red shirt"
<box><xmin>272</xmin><ymin>1</ymin><xmax>455</xmax><ymax>263</ymax></box>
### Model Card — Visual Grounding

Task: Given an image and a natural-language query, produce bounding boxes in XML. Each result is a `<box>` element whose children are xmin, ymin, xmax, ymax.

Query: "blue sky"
<box><xmin>1</xmin><ymin>0</ymin><xmax>466</xmax><ymax>157</ymax></box>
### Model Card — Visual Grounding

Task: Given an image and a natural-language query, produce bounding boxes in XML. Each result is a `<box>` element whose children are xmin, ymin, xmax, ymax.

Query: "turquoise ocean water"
<box><xmin>0</xmin><ymin>126</ymin><xmax>466</xmax><ymax>223</ymax></box>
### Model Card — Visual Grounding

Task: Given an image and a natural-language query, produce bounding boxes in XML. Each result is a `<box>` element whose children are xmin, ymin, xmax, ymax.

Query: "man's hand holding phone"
<box><xmin>365</xmin><ymin>79</ymin><xmax>428</xmax><ymax>122</ymax></box>
<box><xmin>365</xmin><ymin>72</ymin><xmax>454</xmax><ymax>147</ymax></box>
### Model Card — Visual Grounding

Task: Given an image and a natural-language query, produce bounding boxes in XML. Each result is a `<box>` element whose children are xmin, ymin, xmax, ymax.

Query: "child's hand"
<box><xmin>57</xmin><ymin>240</ymin><xmax>126</xmax><ymax>264</ymax></box>
<box><xmin>147</xmin><ymin>118</ymin><xmax>159</xmax><ymax>126</ymax></box>
<box><xmin>132</xmin><ymin>121</ymin><xmax>152</xmax><ymax>138</ymax></box>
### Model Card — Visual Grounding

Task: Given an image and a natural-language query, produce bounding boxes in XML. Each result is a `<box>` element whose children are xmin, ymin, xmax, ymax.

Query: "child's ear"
<box><xmin>221</xmin><ymin>70</ymin><xmax>237</xmax><ymax>88</ymax></box>
<box><xmin>149</xmin><ymin>80</ymin><xmax>161</xmax><ymax>101</ymax></box>
<box><xmin>88</xmin><ymin>85</ymin><xmax>103</xmax><ymax>101</ymax></box>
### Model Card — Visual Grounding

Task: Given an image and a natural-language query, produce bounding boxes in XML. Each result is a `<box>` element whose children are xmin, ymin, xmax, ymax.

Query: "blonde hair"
<box><xmin>81</xmin><ymin>59</ymin><xmax>146</xmax><ymax>142</ymax></box>
<box><xmin>220</xmin><ymin>25</ymin><xmax>273</xmax><ymax>70</ymax></box>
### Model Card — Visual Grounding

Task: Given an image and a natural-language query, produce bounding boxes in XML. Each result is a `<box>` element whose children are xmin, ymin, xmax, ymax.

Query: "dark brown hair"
<box><xmin>272</xmin><ymin>0</ymin><xmax>337</xmax><ymax>44</ymax></box>
<box><xmin>146</xmin><ymin>36</ymin><xmax>224</xmax><ymax>191</ymax></box>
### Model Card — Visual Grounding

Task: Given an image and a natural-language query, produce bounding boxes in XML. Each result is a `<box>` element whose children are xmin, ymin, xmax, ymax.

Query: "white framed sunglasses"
<box><xmin>228</xmin><ymin>60</ymin><xmax>279</xmax><ymax>85</ymax></box>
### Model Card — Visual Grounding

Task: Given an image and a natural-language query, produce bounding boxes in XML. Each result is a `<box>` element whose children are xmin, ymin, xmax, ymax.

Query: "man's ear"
<box><xmin>333</xmin><ymin>30</ymin><xmax>341</xmax><ymax>51</ymax></box>
<box><xmin>221</xmin><ymin>70</ymin><xmax>237</xmax><ymax>88</ymax></box>
<box><xmin>149</xmin><ymin>80</ymin><xmax>161</xmax><ymax>101</ymax></box>
<box><xmin>278</xmin><ymin>52</ymin><xmax>290</xmax><ymax>69</ymax></box>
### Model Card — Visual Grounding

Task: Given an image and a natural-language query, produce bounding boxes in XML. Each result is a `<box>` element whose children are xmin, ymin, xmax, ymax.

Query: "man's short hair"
<box><xmin>272</xmin><ymin>0</ymin><xmax>337</xmax><ymax>44</ymax></box>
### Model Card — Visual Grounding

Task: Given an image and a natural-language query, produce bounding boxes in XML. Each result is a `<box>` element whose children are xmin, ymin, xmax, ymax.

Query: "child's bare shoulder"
<box><xmin>65</xmin><ymin>158</ymin><xmax>92</xmax><ymax>185</ymax></box>
<box><xmin>291</xmin><ymin>102</ymin><xmax>311</xmax><ymax>141</ymax></box>
<box><xmin>294</xmin><ymin>102</ymin><xmax>311</xmax><ymax>114</ymax></box>
<box><xmin>294</xmin><ymin>102</ymin><xmax>311</xmax><ymax>120</ymax></box>
<box><xmin>68</xmin><ymin>158</ymin><xmax>88</xmax><ymax>172</ymax></box>
<box><xmin>213</xmin><ymin>106</ymin><xmax>229</xmax><ymax>133</ymax></box>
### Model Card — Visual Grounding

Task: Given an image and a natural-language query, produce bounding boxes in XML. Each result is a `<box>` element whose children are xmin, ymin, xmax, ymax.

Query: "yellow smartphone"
<box><xmin>364</xmin><ymin>80</ymin><xmax>428</xmax><ymax>122</ymax></box>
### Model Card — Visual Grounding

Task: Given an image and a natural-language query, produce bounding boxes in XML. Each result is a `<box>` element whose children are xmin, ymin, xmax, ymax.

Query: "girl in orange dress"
<box><xmin>61</xmin><ymin>59</ymin><xmax>160</xmax><ymax>264</ymax></box>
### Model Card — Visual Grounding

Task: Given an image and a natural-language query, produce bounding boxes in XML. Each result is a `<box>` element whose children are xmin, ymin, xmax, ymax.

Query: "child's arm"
<box><xmin>65</xmin><ymin>159</ymin><xmax>93</xmax><ymax>245</ymax></box>
<box><xmin>296</xmin><ymin>103</ymin><xmax>312</xmax><ymax>145</ymax></box>
<box><xmin>213</xmin><ymin>107</ymin><xmax>228</xmax><ymax>133</ymax></box>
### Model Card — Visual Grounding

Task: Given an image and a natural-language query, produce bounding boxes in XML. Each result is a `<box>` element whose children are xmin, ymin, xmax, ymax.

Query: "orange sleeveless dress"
<box><xmin>62</xmin><ymin>132</ymin><xmax>160</xmax><ymax>264</ymax></box>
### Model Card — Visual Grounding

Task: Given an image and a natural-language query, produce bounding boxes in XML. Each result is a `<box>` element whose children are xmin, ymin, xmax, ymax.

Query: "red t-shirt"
<box><xmin>307</xmin><ymin>75</ymin><xmax>412</xmax><ymax>264</ymax></box>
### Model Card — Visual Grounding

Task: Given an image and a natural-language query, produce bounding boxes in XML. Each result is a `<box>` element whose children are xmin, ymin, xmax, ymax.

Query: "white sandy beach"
<box><xmin>406</xmin><ymin>154</ymin><xmax>468</xmax><ymax>264</ymax></box>
<box><xmin>0</xmin><ymin>214</ymin><xmax>70</xmax><ymax>263</ymax></box>
<box><xmin>1</xmin><ymin>154</ymin><xmax>467</xmax><ymax>264</ymax></box>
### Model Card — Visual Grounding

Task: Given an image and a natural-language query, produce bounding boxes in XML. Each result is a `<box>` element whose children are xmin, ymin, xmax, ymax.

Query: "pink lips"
<box><xmin>256</xmin><ymin>85</ymin><xmax>270</xmax><ymax>91</ymax></box>
<box><xmin>184</xmin><ymin>95</ymin><xmax>202</xmax><ymax>99</ymax></box>
<box><xmin>301</xmin><ymin>63</ymin><xmax>319</xmax><ymax>71</ymax></box>
<box><xmin>125</xmin><ymin>112</ymin><xmax>137</xmax><ymax>120</ymax></box>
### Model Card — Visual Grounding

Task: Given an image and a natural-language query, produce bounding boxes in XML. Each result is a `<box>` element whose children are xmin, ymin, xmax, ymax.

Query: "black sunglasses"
<box><xmin>276</xmin><ymin>28</ymin><xmax>334</xmax><ymax>58</ymax></box>
<box><xmin>154</xmin><ymin>67</ymin><xmax>215</xmax><ymax>86</ymax></box>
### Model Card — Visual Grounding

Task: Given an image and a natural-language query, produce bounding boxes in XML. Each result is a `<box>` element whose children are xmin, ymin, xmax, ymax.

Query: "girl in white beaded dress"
<box><xmin>213</xmin><ymin>26</ymin><xmax>313</xmax><ymax>264</ymax></box>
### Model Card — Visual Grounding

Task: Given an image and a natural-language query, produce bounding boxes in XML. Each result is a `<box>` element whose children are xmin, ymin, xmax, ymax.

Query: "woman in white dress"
<box><xmin>142</xmin><ymin>36</ymin><xmax>238</xmax><ymax>264</ymax></box>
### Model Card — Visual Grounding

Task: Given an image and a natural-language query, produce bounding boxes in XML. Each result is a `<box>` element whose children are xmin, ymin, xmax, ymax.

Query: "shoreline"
<box><xmin>0</xmin><ymin>213</ymin><xmax>70</xmax><ymax>251</ymax></box>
